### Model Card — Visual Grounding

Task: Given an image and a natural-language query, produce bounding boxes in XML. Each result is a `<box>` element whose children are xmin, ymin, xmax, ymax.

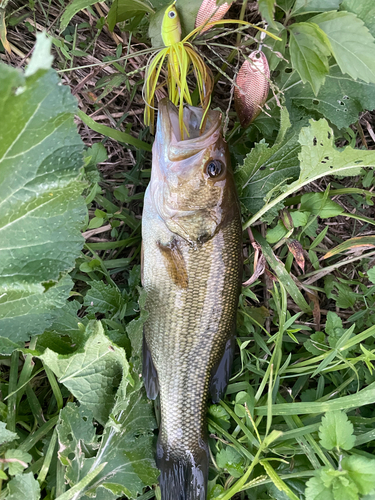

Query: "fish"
<box><xmin>141</xmin><ymin>98</ymin><xmax>242</xmax><ymax>500</ymax></box>
<box><xmin>234</xmin><ymin>50</ymin><xmax>270</xmax><ymax>128</ymax></box>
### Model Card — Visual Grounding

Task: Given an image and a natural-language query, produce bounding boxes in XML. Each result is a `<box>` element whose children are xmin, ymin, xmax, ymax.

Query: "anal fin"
<box><xmin>210</xmin><ymin>335</ymin><xmax>235</xmax><ymax>403</ymax></box>
<box><xmin>142</xmin><ymin>332</ymin><xmax>159</xmax><ymax>400</ymax></box>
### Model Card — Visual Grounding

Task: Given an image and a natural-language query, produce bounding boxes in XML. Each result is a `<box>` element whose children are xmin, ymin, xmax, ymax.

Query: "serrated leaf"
<box><xmin>342</xmin><ymin>455</ymin><xmax>375</xmax><ymax>495</ymax></box>
<box><xmin>5</xmin><ymin>472</ymin><xmax>41</xmax><ymax>500</ymax></box>
<box><xmin>216</xmin><ymin>447</ymin><xmax>244</xmax><ymax>478</ymax></box>
<box><xmin>319</xmin><ymin>411</ymin><xmax>355</xmax><ymax>451</ymax></box>
<box><xmin>0</xmin><ymin>53</ymin><xmax>86</xmax><ymax>352</ymax></box>
<box><xmin>258</xmin><ymin>0</ymin><xmax>277</xmax><ymax>29</ymax></box>
<box><xmin>60</xmin><ymin>0</ymin><xmax>98</xmax><ymax>30</ymax></box>
<box><xmin>4</xmin><ymin>449</ymin><xmax>32</xmax><ymax>475</ymax></box>
<box><xmin>311</xmin><ymin>11</ymin><xmax>375</xmax><ymax>83</ymax></box>
<box><xmin>300</xmin><ymin>192</ymin><xmax>343</xmax><ymax>218</ymax></box>
<box><xmin>84</xmin><ymin>281</ymin><xmax>125</xmax><ymax>316</ymax></box>
<box><xmin>341</xmin><ymin>0</ymin><xmax>375</xmax><ymax>37</ymax></box>
<box><xmin>305</xmin><ymin>473</ymin><xmax>335</xmax><ymax>500</ymax></box>
<box><xmin>289</xmin><ymin>22</ymin><xmax>331</xmax><ymax>95</ymax></box>
<box><xmin>40</xmin><ymin>321</ymin><xmax>129</xmax><ymax>425</ymax></box>
<box><xmin>288</xmin><ymin>65</ymin><xmax>375</xmax><ymax>129</ymax></box>
<box><xmin>292</xmin><ymin>0</ymin><xmax>340</xmax><ymax>15</ymax></box>
<box><xmin>297</xmin><ymin>119</ymin><xmax>372</xmax><ymax>183</ymax></box>
<box><xmin>0</xmin><ymin>422</ymin><xmax>18</xmax><ymax>446</ymax></box>
<box><xmin>57</xmin><ymin>376</ymin><xmax>158</xmax><ymax>499</ymax></box>
<box><xmin>235</xmin><ymin>108</ymin><xmax>300</xmax><ymax>214</ymax></box>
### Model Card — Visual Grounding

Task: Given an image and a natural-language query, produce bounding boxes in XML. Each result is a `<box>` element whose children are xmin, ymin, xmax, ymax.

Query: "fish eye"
<box><xmin>206</xmin><ymin>160</ymin><xmax>223</xmax><ymax>178</ymax></box>
<box><xmin>168</xmin><ymin>10</ymin><xmax>176</xmax><ymax>18</ymax></box>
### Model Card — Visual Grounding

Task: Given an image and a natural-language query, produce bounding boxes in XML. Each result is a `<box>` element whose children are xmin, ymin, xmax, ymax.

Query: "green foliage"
<box><xmin>289</xmin><ymin>22</ymin><xmax>330</xmax><ymax>94</ymax></box>
<box><xmin>318</xmin><ymin>411</ymin><xmax>355</xmax><ymax>451</ymax></box>
<box><xmin>3</xmin><ymin>3</ymin><xmax>375</xmax><ymax>500</ymax></box>
<box><xmin>60</xmin><ymin>0</ymin><xmax>98</xmax><ymax>30</ymax></box>
<box><xmin>40</xmin><ymin>321</ymin><xmax>129</xmax><ymax>425</ymax></box>
<box><xmin>0</xmin><ymin>34</ymin><xmax>86</xmax><ymax>354</ymax></box>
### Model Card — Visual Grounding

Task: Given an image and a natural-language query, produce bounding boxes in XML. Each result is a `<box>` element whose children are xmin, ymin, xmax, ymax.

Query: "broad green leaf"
<box><xmin>107</xmin><ymin>0</ymin><xmax>154</xmax><ymax>31</ymax></box>
<box><xmin>289</xmin><ymin>22</ymin><xmax>331</xmax><ymax>95</ymax></box>
<box><xmin>300</xmin><ymin>193</ymin><xmax>343</xmax><ymax>218</ymax></box>
<box><xmin>305</xmin><ymin>474</ymin><xmax>335</xmax><ymax>500</ymax></box>
<box><xmin>235</xmin><ymin>108</ymin><xmax>300</xmax><ymax>214</ymax></box>
<box><xmin>258</xmin><ymin>0</ymin><xmax>277</xmax><ymax>29</ymax></box>
<box><xmin>244</xmin><ymin>118</ymin><xmax>375</xmax><ymax>229</ymax></box>
<box><xmin>60</xmin><ymin>0</ymin><xmax>98</xmax><ymax>30</ymax></box>
<box><xmin>297</xmin><ymin>119</ymin><xmax>371</xmax><ymax>182</ymax></box>
<box><xmin>57</xmin><ymin>376</ymin><xmax>158</xmax><ymax>498</ymax></box>
<box><xmin>84</xmin><ymin>281</ymin><xmax>125</xmax><ymax>316</ymax></box>
<box><xmin>24</xmin><ymin>32</ymin><xmax>53</xmax><ymax>77</ymax></box>
<box><xmin>40</xmin><ymin>321</ymin><xmax>129</xmax><ymax>425</ymax></box>
<box><xmin>342</xmin><ymin>455</ymin><xmax>375</xmax><ymax>495</ymax></box>
<box><xmin>266</xmin><ymin>211</ymin><xmax>308</xmax><ymax>244</ymax></box>
<box><xmin>311</xmin><ymin>11</ymin><xmax>375</xmax><ymax>83</ymax></box>
<box><xmin>216</xmin><ymin>447</ymin><xmax>244</xmax><ymax>478</ymax></box>
<box><xmin>292</xmin><ymin>0</ymin><xmax>340</xmax><ymax>15</ymax></box>
<box><xmin>287</xmin><ymin>65</ymin><xmax>375</xmax><ymax>129</ymax></box>
<box><xmin>4</xmin><ymin>449</ymin><xmax>32</xmax><ymax>475</ymax></box>
<box><xmin>5</xmin><ymin>472</ymin><xmax>41</xmax><ymax>500</ymax></box>
<box><xmin>318</xmin><ymin>411</ymin><xmax>355</xmax><ymax>451</ymax></box>
<box><xmin>340</xmin><ymin>0</ymin><xmax>375</xmax><ymax>37</ymax></box>
<box><xmin>0</xmin><ymin>422</ymin><xmax>18</xmax><ymax>446</ymax></box>
<box><xmin>0</xmin><ymin>52</ymin><xmax>86</xmax><ymax>353</ymax></box>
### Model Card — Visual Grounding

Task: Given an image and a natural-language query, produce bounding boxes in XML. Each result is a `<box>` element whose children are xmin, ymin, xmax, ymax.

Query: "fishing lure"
<box><xmin>143</xmin><ymin>1</ymin><xmax>279</xmax><ymax>135</ymax></box>
<box><xmin>234</xmin><ymin>50</ymin><xmax>270</xmax><ymax>127</ymax></box>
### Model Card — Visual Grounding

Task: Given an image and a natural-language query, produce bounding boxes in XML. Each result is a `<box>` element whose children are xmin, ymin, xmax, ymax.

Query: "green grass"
<box><xmin>0</xmin><ymin>0</ymin><xmax>375</xmax><ymax>499</ymax></box>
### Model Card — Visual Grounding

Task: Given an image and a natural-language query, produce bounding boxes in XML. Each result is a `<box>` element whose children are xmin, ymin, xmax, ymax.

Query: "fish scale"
<box><xmin>142</xmin><ymin>99</ymin><xmax>242</xmax><ymax>500</ymax></box>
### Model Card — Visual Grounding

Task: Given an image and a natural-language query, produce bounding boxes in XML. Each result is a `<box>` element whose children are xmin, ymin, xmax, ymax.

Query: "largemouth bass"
<box><xmin>142</xmin><ymin>99</ymin><xmax>242</xmax><ymax>500</ymax></box>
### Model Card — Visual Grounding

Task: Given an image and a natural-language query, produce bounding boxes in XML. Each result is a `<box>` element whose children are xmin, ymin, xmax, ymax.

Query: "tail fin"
<box><xmin>157</xmin><ymin>440</ymin><xmax>208</xmax><ymax>500</ymax></box>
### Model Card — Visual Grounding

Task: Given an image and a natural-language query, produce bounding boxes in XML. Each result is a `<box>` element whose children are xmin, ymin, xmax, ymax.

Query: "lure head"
<box><xmin>162</xmin><ymin>2</ymin><xmax>181</xmax><ymax>46</ymax></box>
<box><xmin>149</xmin><ymin>99</ymin><xmax>240</xmax><ymax>246</ymax></box>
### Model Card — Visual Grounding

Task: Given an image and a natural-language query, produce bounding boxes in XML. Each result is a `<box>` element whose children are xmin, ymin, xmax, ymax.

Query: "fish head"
<box><xmin>149</xmin><ymin>99</ymin><xmax>240</xmax><ymax>246</ymax></box>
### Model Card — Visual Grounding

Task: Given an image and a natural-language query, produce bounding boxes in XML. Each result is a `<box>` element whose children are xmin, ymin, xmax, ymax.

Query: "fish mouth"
<box><xmin>156</xmin><ymin>98</ymin><xmax>222</xmax><ymax>160</ymax></box>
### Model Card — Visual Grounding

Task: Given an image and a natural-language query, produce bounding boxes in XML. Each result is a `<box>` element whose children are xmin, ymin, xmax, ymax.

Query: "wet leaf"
<box><xmin>0</xmin><ymin>40</ymin><xmax>85</xmax><ymax>353</ymax></box>
<box><xmin>311</xmin><ymin>11</ymin><xmax>375</xmax><ymax>83</ymax></box>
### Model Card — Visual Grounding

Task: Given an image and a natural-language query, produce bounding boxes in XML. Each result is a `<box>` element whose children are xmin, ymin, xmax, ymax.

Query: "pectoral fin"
<box><xmin>210</xmin><ymin>335</ymin><xmax>236</xmax><ymax>403</ymax></box>
<box><xmin>157</xmin><ymin>238</ymin><xmax>188</xmax><ymax>289</ymax></box>
<box><xmin>142</xmin><ymin>332</ymin><xmax>159</xmax><ymax>400</ymax></box>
